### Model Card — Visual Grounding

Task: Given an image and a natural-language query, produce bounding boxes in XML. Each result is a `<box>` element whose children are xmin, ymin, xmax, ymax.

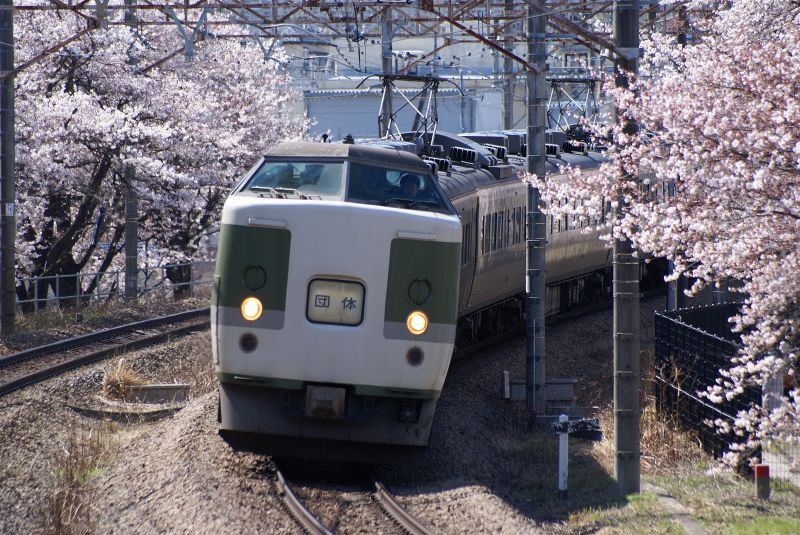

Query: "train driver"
<box><xmin>400</xmin><ymin>173</ymin><xmax>419</xmax><ymax>199</ymax></box>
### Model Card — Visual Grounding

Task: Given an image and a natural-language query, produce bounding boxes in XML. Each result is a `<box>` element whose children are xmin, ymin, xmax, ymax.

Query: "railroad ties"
<box><xmin>0</xmin><ymin>308</ymin><xmax>210</xmax><ymax>397</ymax></box>
<box><xmin>276</xmin><ymin>468</ymin><xmax>436</xmax><ymax>535</ymax></box>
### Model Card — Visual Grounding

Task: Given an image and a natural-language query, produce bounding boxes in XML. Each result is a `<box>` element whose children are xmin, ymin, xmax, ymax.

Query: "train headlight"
<box><xmin>406</xmin><ymin>311</ymin><xmax>429</xmax><ymax>335</ymax></box>
<box><xmin>240</xmin><ymin>297</ymin><xmax>263</xmax><ymax>321</ymax></box>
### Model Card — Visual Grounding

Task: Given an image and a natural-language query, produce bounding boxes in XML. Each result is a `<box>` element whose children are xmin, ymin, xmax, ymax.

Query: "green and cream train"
<box><xmin>211</xmin><ymin>131</ymin><xmax>665</xmax><ymax>457</ymax></box>
<box><xmin>212</xmin><ymin>141</ymin><xmax>462</xmax><ymax>457</ymax></box>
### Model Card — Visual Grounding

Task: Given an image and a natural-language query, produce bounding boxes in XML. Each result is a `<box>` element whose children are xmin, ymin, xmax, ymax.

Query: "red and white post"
<box><xmin>755</xmin><ymin>464</ymin><xmax>770</xmax><ymax>500</ymax></box>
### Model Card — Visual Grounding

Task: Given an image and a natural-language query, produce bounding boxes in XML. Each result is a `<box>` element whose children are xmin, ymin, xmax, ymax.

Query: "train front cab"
<box><xmin>211</xmin><ymin>143</ymin><xmax>462</xmax><ymax>458</ymax></box>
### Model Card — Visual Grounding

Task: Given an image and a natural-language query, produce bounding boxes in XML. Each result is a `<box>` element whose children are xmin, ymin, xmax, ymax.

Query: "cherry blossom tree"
<box><xmin>533</xmin><ymin>0</ymin><xmax>800</xmax><ymax>458</ymax></box>
<box><xmin>14</xmin><ymin>6</ymin><xmax>308</xmax><ymax>306</ymax></box>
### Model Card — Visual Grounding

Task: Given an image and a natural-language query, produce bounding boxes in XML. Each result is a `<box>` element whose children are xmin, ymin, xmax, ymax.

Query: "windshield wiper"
<box><xmin>380</xmin><ymin>197</ymin><xmax>413</xmax><ymax>206</ymax></box>
<box><xmin>407</xmin><ymin>200</ymin><xmax>442</xmax><ymax>208</ymax></box>
<box><xmin>380</xmin><ymin>198</ymin><xmax>442</xmax><ymax>210</ymax></box>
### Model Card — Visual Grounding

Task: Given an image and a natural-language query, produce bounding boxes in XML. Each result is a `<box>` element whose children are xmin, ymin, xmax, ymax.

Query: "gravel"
<box><xmin>91</xmin><ymin>392</ymin><xmax>297</xmax><ymax>534</ymax></box>
<box><xmin>1</xmin><ymin>296</ymin><xmax>665</xmax><ymax>534</ymax></box>
<box><xmin>372</xmin><ymin>296</ymin><xmax>664</xmax><ymax>533</ymax></box>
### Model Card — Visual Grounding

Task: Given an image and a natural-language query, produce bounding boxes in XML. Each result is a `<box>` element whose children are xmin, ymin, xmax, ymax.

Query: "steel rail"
<box><xmin>275</xmin><ymin>470</ymin><xmax>333</xmax><ymax>535</ymax></box>
<box><xmin>374</xmin><ymin>480</ymin><xmax>435</xmax><ymax>535</ymax></box>
<box><xmin>0</xmin><ymin>308</ymin><xmax>210</xmax><ymax>397</ymax></box>
<box><xmin>0</xmin><ymin>307</ymin><xmax>209</xmax><ymax>369</ymax></box>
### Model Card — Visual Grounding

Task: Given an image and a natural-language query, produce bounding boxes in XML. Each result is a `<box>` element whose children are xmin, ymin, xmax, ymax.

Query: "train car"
<box><xmin>212</xmin><ymin>141</ymin><xmax>462</xmax><ymax>457</ymax></box>
<box><xmin>212</xmin><ymin>130</ymin><xmax>662</xmax><ymax>458</ymax></box>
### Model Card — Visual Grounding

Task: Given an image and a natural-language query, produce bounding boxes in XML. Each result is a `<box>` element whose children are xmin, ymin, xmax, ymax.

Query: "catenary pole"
<box><xmin>525</xmin><ymin>0</ymin><xmax>547</xmax><ymax>416</ymax></box>
<box><xmin>502</xmin><ymin>0</ymin><xmax>514</xmax><ymax>130</ymax></box>
<box><xmin>0</xmin><ymin>0</ymin><xmax>15</xmax><ymax>336</ymax></box>
<box><xmin>612</xmin><ymin>0</ymin><xmax>641</xmax><ymax>496</ymax></box>
<box><xmin>124</xmin><ymin>165</ymin><xmax>138</xmax><ymax>300</ymax></box>
<box><xmin>380</xmin><ymin>7</ymin><xmax>393</xmax><ymax>138</ymax></box>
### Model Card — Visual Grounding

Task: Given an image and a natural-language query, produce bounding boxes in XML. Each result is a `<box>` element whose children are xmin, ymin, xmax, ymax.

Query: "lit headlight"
<box><xmin>241</xmin><ymin>297</ymin><xmax>263</xmax><ymax>321</ymax></box>
<box><xmin>406</xmin><ymin>311</ymin><xmax>429</xmax><ymax>335</ymax></box>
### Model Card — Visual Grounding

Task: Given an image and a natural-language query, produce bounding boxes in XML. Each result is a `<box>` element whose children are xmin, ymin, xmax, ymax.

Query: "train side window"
<box><xmin>480</xmin><ymin>216</ymin><xmax>484</xmax><ymax>255</ymax></box>
<box><xmin>491</xmin><ymin>212</ymin><xmax>496</xmax><ymax>251</ymax></box>
<box><xmin>506</xmin><ymin>208</ymin><xmax>516</xmax><ymax>246</ymax></box>
<box><xmin>499</xmin><ymin>211</ymin><xmax>504</xmax><ymax>249</ymax></box>
<box><xmin>482</xmin><ymin>215</ymin><xmax>488</xmax><ymax>255</ymax></box>
<box><xmin>504</xmin><ymin>210</ymin><xmax>508</xmax><ymax>247</ymax></box>
<box><xmin>501</xmin><ymin>211</ymin><xmax>505</xmax><ymax>249</ymax></box>
<box><xmin>468</xmin><ymin>223</ymin><xmax>473</xmax><ymax>261</ymax></box>
<box><xmin>461</xmin><ymin>224</ymin><xmax>467</xmax><ymax>264</ymax></box>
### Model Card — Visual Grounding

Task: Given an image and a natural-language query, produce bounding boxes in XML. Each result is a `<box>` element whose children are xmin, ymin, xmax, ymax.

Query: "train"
<box><xmin>210</xmin><ymin>129</ymin><xmax>666</xmax><ymax>459</ymax></box>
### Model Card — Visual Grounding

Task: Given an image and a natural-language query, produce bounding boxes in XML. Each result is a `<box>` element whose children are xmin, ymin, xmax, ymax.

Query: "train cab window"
<box><xmin>245</xmin><ymin>161</ymin><xmax>345</xmax><ymax>199</ymax></box>
<box><xmin>346</xmin><ymin>162</ymin><xmax>453</xmax><ymax>214</ymax></box>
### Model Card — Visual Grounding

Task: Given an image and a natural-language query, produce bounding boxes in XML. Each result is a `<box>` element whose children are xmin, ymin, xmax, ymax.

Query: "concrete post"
<box><xmin>525</xmin><ymin>0</ymin><xmax>547</xmax><ymax>415</ymax></box>
<box><xmin>613</xmin><ymin>0</ymin><xmax>641</xmax><ymax>496</ymax></box>
<box><xmin>558</xmin><ymin>413</ymin><xmax>569</xmax><ymax>499</ymax></box>
<box><xmin>0</xmin><ymin>0</ymin><xmax>15</xmax><ymax>335</ymax></box>
<box><xmin>124</xmin><ymin>165</ymin><xmax>138</xmax><ymax>300</ymax></box>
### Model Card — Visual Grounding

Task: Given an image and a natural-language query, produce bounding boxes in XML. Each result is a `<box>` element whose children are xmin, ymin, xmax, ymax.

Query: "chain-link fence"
<box><xmin>655</xmin><ymin>304</ymin><xmax>799</xmax><ymax>483</ymax></box>
<box><xmin>15</xmin><ymin>260</ymin><xmax>215</xmax><ymax>313</ymax></box>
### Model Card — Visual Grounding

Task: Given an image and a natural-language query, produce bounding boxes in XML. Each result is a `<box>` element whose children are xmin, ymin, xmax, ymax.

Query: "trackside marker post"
<box><xmin>558</xmin><ymin>414</ymin><xmax>569</xmax><ymax>499</ymax></box>
<box><xmin>755</xmin><ymin>464</ymin><xmax>770</xmax><ymax>500</ymax></box>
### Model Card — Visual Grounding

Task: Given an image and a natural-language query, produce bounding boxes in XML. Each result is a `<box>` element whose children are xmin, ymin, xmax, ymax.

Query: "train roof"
<box><xmin>436</xmin><ymin>151</ymin><xmax>607</xmax><ymax>200</ymax></box>
<box><xmin>266</xmin><ymin>141</ymin><xmax>430</xmax><ymax>171</ymax></box>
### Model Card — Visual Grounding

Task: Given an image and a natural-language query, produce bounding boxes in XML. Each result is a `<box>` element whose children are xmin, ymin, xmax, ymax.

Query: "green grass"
<box><xmin>727</xmin><ymin>517</ymin><xmax>800</xmax><ymax>535</ymax></box>
<box><xmin>648</xmin><ymin>462</ymin><xmax>800</xmax><ymax>534</ymax></box>
<box><xmin>569</xmin><ymin>492</ymin><xmax>687</xmax><ymax>534</ymax></box>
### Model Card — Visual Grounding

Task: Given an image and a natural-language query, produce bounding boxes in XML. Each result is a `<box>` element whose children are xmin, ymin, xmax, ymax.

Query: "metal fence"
<box><xmin>15</xmin><ymin>260</ymin><xmax>215</xmax><ymax>312</ymax></box>
<box><xmin>655</xmin><ymin>304</ymin><xmax>799</xmax><ymax>483</ymax></box>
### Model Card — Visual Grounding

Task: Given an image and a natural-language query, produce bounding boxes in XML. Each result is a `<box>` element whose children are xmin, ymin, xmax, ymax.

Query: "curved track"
<box><xmin>276</xmin><ymin>467</ymin><xmax>435</xmax><ymax>535</ymax></box>
<box><xmin>0</xmin><ymin>307</ymin><xmax>210</xmax><ymax>397</ymax></box>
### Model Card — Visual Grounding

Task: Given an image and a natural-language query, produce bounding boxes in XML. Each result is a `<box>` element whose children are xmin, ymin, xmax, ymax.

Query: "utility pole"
<box><xmin>124</xmin><ymin>165</ymin><xmax>138</xmax><ymax>300</ymax></box>
<box><xmin>380</xmin><ymin>7</ymin><xmax>393</xmax><ymax>138</ymax></box>
<box><xmin>459</xmin><ymin>69</ymin><xmax>466</xmax><ymax>132</ymax></box>
<box><xmin>502</xmin><ymin>0</ymin><xmax>514</xmax><ymax>130</ymax></box>
<box><xmin>0</xmin><ymin>0</ymin><xmax>15</xmax><ymax>336</ymax></box>
<box><xmin>612</xmin><ymin>0</ymin><xmax>641</xmax><ymax>496</ymax></box>
<box><xmin>525</xmin><ymin>0</ymin><xmax>547</xmax><ymax>416</ymax></box>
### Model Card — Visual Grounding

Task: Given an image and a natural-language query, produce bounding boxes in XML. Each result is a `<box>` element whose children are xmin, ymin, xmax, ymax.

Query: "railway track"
<box><xmin>276</xmin><ymin>468</ymin><xmax>435</xmax><ymax>535</ymax></box>
<box><xmin>0</xmin><ymin>307</ymin><xmax>210</xmax><ymax>397</ymax></box>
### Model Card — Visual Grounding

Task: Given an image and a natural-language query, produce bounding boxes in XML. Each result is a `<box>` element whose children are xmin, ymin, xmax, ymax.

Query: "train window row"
<box><xmin>468</xmin><ymin>180</ymin><xmax>674</xmax><ymax>257</ymax></box>
<box><xmin>480</xmin><ymin>206</ymin><xmax>526</xmax><ymax>256</ymax></box>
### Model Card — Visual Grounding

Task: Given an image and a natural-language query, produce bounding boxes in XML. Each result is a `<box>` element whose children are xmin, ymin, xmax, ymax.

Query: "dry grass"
<box><xmin>591</xmin><ymin>399</ymin><xmax>706</xmax><ymax>475</ymax></box>
<box><xmin>103</xmin><ymin>359</ymin><xmax>148</xmax><ymax>401</ymax></box>
<box><xmin>158</xmin><ymin>331</ymin><xmax>215</xmax><ymax>397</ymax></box>
<box><xmin>41</xmin><ymin>422</ymin><xmax>117</xmax><ymax>535</ymax></box>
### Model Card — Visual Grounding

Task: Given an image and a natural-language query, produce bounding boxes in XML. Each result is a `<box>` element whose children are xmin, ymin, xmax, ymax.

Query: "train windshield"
<box><xmin>244</xmin><ymin>161</ymin><xmax>345</xmax><ymax>199</ymax></box>
<box><xmin>347</xmin><ymin>162</ymin><xmax>452</xmax><ymax>214</ymax></box>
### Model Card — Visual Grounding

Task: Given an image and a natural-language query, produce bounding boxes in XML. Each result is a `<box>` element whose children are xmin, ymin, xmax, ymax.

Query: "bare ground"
<box><xmin>2</xmin><ymin>297</ymin><xmax>669</xmax><ymax>534</ymax></box>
